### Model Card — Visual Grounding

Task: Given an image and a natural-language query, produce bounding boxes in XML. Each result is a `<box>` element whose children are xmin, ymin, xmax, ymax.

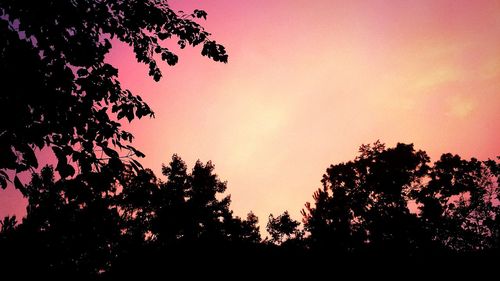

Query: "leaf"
<box><xmin>178</xmin><ymin>40</ymin><xmax>186</xmax><ymax>49</ymax></box>
<box><xmin>128</xmin><ymin>146</ymin><xmax>145</xmax><ymax>158</ymax></box>
<box><xmin>158</xmin><ymin>32</ymin><xmax>170</xmax><ymax>40</ymax></box>
<box><xmin>77</xmin><ymin>68</ymin><xmax>88</xmax><ymax>77</ymax></box>
<box><xmin>126</xmin><ymin>110</ymin><xmax>134</xmax><ymax>122</ymax></box>
<box><xmin>104</xmin><ymin>38</ymin><xmax>111</xmax><ymax>49</ymax></box>
<box><xmin>14</xmin><ymin>176</ymin><xmax>24</xmax><ymax>192</ymax></box>
<box><xmin>0</xmin><ymin>146</ymin><xmax>17</xmax><ymax>169</ymax></box>
<box><xmin>72</xmin><ymin>151</ymin><xmax>80</xmax><ymax>162</ymax></box>
<box><xmin>129</xmin><ymin>160</ymin><xmax>140</xmax><ymax>173</ymax></box>
<box><xmin>202</xmin><ymin>41</ymin><xmax>228</xmax><ymax>63</ymax></box>
<box><xmin>161</xmin><ymin>51</ymin><xmax>178</xmax><ymax>66</ymax></box>
<box><xmin>108</xmin><ymin>157</ymin><xmax>124</xmax><ymax>172</ymax></box>
<box><xmin>22</xmin><ymin>145</ymin><xmax>38</xmax><ymax>169</ymax></box>
<box><xmin>34</xmin><ymin>138</ymin><xmax>45</xmax><ymax>150</ymax></box>
<box><xmin>102</xmin><ymin>146</ymin><xmax>119</xmax><ymax>158</ymax></box>
<box><xmin>57</xmin><ymin>162</ymin><xmax>75</xmax><ymax>179</ymax></box>
<box><xmin>52</xmin><ymin>146</ymin><xmax>64</xmax><ymax>159</ymax></box>
<box><xmin>54</xmin><ymin>148</ymin><xmax>75</xmax><ymax>178</ymax></box>
<box><xmin>15</xmin><ymin>164</ymin><xmax>28</xmax><ymax>173</ymax></box>
<box><xmin>131</xmin><ymin>159</ymin><xmax>143</xmax><ymax>169</ymax></box>
<box><xmin>117</xmin><ymin>111</ymin><xmax>125</xmax><ymax>120</ymax></box>
<box><xmin>153</xmin><ymin>72</ymin><xmax>161</xmax><ymax>82</ymax></box>
<box><xmin>65</xmin><ymin>164</ymin><xmax>76</xmax><ymax>178</ymax></box>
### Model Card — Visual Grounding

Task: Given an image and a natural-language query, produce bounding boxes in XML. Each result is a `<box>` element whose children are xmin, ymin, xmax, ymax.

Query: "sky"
<box><xmin>1</xmin><ymin>0</ymin><xmax>500</xmax><ymax>227</ymax></box>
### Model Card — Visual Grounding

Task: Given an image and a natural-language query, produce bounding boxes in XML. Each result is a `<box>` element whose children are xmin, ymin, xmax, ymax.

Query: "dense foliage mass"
<box><xmin>302</xmin><ymin>142</ymin><xmax>500</xmax><ymax>257</ymax></box>
<box><xmin>1</xmin><ymin>144</ymin><xmax>498</xmax><ymax>277</ymax></box>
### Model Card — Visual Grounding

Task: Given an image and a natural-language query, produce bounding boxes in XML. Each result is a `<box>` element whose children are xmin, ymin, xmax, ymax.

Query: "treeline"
<box><xmin>1</xmin><ymin>142</ymin><xmax>498</xmax><ymax>278</ymax></box>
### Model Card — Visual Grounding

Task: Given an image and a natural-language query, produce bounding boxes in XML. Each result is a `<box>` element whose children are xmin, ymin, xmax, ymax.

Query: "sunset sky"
<box><xmin>1</xmin><ymin>0</ymin><xmax>499</xmax><ymax>226</ymax></box>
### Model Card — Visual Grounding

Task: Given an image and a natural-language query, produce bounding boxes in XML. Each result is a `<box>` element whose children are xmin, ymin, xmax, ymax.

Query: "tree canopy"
<box><xmin>0</xmin><ymin>143</ymin><xmax>498</xmax><ymax>277</ymax></box>
<box><xmin>0</xmin><ymin>155</ymin><xmax>260</xmax><ymax>278</ymax></box>
<box><xmin>0</xmin><ymin>0</ymin><xmax>227</xmax><ymax>188</ymax></box>
<box><xmin>302</xmin><ymin>141</ymin><xmax>500</xmax><ymax>257</ymax></box>
<box><xmin>267</xmin><ymin>211</ymin><xmax>302</xmax><ymax>245</ymax></box>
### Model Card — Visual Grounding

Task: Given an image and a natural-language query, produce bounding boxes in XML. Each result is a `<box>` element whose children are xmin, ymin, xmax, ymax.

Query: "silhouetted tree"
<box><xmin>302</xmin><ymin>142</ymin><xmax>430</xmax><ymax>256</ymax></box>
<box><xmin>302</xmin><ymin>141</ymin><xmax>499</xmax><ymax>257</ymax></box>
<box><xmin>111</xmin><ymin>155</ymin><xmax>262</xmax><ymax>277</ymax></box>
<box><xmin>0</xmin><ymin>0</ymin><xmax>227</xmax><ymax>187</ymax></box>
<box><xmin>151</xmin><ymin>155</ymin><xmax>233</xmax><ymax>244</ymax></box>
<box><xmin>410</xmin><ymin>153</ymin><xmax>500</xmax><ymax>253</ymax></box>
<box><xmin>147</xmin><ymin>155</ymin><xmax>261</xmax><ymax>245</ymax></box>
<box><xmin>240</xmin><ymin>211</ymin><xmax>262</xmax><ymax>243</ymax></box>
<box><xmin>267</xmin><ymin>211</ymin><xmax>303</xmax><ymax>245</ymax></box>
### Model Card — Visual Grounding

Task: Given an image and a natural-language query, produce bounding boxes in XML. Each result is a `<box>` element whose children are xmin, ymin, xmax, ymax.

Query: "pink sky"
<box><xmin>1</xmin><ymin>0</ymin><xmax>499</xmax><ymax>226</ymax></box>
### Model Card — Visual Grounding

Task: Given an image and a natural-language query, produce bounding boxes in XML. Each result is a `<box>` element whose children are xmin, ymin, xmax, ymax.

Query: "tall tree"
<box><xmin>302</xmin><ymin>142</ymin><xmax>500</xmax><ymax>256</ymax></box>
<box><xmin>113</xmin><ymin>155</ymin><xmax>262</xmax><ymax>277</ymax></box>
<box><xmin>302</xmin><ymin>142</ymin><xmax>432</xmax><ymax>255</ymax></box>
<box><xmin>0</xmin><ymin>1</ymin><xmax>227</xmax><ymax>188</ymax></box>
<box><xmin>153</xmin><ymin>155</ymin><xmax>237</xmax><ymax>244</ymax></box>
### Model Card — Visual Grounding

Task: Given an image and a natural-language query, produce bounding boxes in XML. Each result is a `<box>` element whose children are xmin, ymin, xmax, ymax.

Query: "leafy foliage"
<box><xmin>0</xmin><ymin>0</ymin><xmax>228</xmax><ymax>188</ymax></box>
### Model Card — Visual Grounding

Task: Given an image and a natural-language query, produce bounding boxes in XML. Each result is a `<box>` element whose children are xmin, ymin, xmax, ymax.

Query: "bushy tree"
<box><xmin>411</xmin><ymin>153</ymin><xmax>500</xmax><ymax>253</ymax></box>
<box><xmin>302</xmin><ymin>142</ymin><xmax>430</xmax><ymax>255</ymax></box>
<box><xmin>302</xmin><ymin>141</ymin><xmax>499</xmax><ymax>256</ymax></box>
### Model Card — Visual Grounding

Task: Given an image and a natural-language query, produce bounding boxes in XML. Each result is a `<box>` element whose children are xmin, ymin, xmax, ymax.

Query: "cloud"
<box><xmin>412</xmin><ymin>65</ymin><xmax>461</xmax><ymax>93</ymax></box>
<box><xmin>447</xmin><ymin>95</ymin><xmax>476</xmax><ymax>118</ymax></box>
<box><xmin>480</xmin><ymin>59</ymin><xmax>500</xmax><ymax>80</ymax></box>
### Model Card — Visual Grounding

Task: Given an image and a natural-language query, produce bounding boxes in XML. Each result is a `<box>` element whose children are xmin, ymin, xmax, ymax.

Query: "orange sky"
<box><xmin>1</xmin><ymin>0</ymin><xmax>499</xmax><ymax>226</ymax></box>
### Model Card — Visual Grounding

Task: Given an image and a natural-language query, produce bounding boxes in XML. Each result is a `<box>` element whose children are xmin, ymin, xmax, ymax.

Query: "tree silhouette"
<box><xmin>151</xmin><ymin>155</ymin><xmax>233</xmax><ymax>244</ymax></box>
<box><xmin>410</xmin><ymin>153</ymin><xmax>500</xmax><ymax>253</ymax></box>
<box><xmin>0</xmin><ymin>0</ymin><xmax>227</xmax><ymax>188</ymax></box>
<box><xmin>111</xmin><ymin>155</ymin><xmax>263</xmax><ymax>278</ymax></box>
<box><xmin>302</xmin><ymin>141</ymin><xmax>499</xmax><ymax>257</ymax></box>
<box><xmin>302</xmin><ymin>142</ymin><xmax>426</xmax><ymax>255</ymax></box>
<box><xmin>267</xmin><ymin>211</ymin><xmax>302</xmax><ymax>246</ymax></box>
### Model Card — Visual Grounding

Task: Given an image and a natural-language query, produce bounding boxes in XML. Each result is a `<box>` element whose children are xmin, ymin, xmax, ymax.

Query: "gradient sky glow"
<box><xmin>1</xmin><ymin>0</ymin><xmax>499</xmax><ymax>225</ymax></box>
